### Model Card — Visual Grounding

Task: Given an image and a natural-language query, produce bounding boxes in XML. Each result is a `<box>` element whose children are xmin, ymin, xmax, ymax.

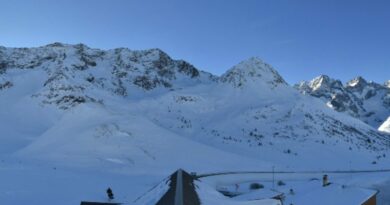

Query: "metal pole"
<box><xmin>272</xmin><ymin>166</ymin><xmax>275</xmax><ymax>190</ymax></box>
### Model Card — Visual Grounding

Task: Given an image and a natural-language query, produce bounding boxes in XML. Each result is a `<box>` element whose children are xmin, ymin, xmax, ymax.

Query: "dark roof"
<box><xmin>80</xmin><ymin>202</ymin><xmax>121</xmax><ymax>205</ymax></box>
<box><xmin>156</xmin><ymin>169</ymin><xmax>201</xmax><ymax>205</ymax></box>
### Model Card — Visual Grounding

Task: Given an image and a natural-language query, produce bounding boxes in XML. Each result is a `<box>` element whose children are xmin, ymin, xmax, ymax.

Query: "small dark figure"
<box><xmin>322</xmin><ymin>175</ymin><xmax>330</xmax><ymax>187</ymax></box>
<box><xmin>106</xmin><ymin>187</ymin><xmax>114</xmax><ymax>200</ymax></box>
<box><xmin>235</xmin><ymin>184</ymin><xmax>239</xmax><ymax>192</ymax></box>
<box><xmin>289</xmin><ymin>188</ymin><xmax>295</xmax><ymax>195</ymax></box>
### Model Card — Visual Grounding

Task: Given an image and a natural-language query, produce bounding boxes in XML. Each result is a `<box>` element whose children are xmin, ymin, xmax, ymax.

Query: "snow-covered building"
<box><xmin>232</xmin><ymin>188</ymin><xmax>284</xmax><ymax>202</ymax></box>
<box><xmin>285</xmin><ymin>180</ymin><xmax>378</xmax><ymax>205</ymax></box>
<box><xmin>135</xmin><ymin>169</ymin><xmax>281</xmax><ymax>205</ymax></box>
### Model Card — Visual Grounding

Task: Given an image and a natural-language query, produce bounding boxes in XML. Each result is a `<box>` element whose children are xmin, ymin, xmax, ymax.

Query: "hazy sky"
<box><xmin>0</xmin><ymin>0</ymin><xmax>389</xmax><ymax>84</ymax></box>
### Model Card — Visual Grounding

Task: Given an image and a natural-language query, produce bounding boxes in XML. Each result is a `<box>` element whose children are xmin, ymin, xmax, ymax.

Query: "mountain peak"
<box><xmin>220</xmin><ymin>57</ymin><xmax>287</xmax><ymax>88</ymax></box>
<box><xmin>42</xmin><ymin>42</ymin><xmax>90</xmax><ymax>50</ymax></box>
<box><xmin>385</xmin><ymin>80</ymin><xmax>390</xmax><ymax>88</ymax></box>
<box><xmin>347</xmin><ymin>76</ymin><xmax>368</xmax><ymax>88</ymax></box>
<box><xmin>296</xmin><ymin>74</ymin><xmax>390</xmax><ymax>128</ymax></box>
<box><xmin>315</xmin><ymin>74</ymin><xmax>331</xmax><ymax>81</ymax></box>
<box><xmin>239</xmin><ymin>56</ymin><xmax>265</xmax><ymax>64</ymax></box>
<box><xmin>44</xmin><ymin>42</ymin><xmax>67</xmax><ymax>47</ymax></box>
<box><xmin>309</xmin><ymin>75</ymin><xmax>343</xmax><ymax>91</ymax></box>
<box><xmin>144</xmin><ymin>48</ymin><xmax>173</xmax><ymax>63</ymax></box>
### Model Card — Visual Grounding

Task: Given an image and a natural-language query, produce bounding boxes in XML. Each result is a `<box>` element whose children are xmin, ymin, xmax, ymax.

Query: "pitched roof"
<box><xmin>156</xmin><ymin>169</ymin><xmax>201</xmax><ymax>205</ymax></box>
<box><xmin>134</xmin><ymin>169</ymin><xmax>201</xmax><ymax>205</ymax></box>
<box><xmin>135</xmin><ymin>169</ymin><xmax>281</xmax><ymax>205</ymax></box>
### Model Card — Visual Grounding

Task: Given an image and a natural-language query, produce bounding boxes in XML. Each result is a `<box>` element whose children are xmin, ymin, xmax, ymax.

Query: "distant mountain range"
<box><xmin>0</xmin><ymin>43</ymin><xmax>389</xmax><ymax>172</ymax></box>
<box><xmin>295</xmin><ymin>75</ymin><xmax>390</xmax><ymax>129</ymax></box>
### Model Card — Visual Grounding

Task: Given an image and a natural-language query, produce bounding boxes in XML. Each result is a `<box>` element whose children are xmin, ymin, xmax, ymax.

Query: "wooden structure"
<box><xmin>362</xmin><ymin>192</ymin><xmax>378</xmax><ymax>205</ymax></box>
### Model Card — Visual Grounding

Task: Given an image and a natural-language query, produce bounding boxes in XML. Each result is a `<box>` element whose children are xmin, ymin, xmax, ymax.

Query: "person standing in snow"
<box><xmin>106</xmin><ymin>187</ymin><xmax>114</xmax><ymax>200</ymax></box>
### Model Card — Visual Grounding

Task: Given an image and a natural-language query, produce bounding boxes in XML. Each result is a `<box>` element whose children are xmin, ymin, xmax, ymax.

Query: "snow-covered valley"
<box><xmin>1</xmin><ymin>43</ymin><xmax>390</xmax><ymax>204</ymax></box>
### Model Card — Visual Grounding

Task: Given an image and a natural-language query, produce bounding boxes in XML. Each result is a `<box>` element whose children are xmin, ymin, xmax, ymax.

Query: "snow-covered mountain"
<box><xmin>295</xmin><ymin>75</ymin><xmax>390</xmax><ymax>129</ymax></box>
<box><xmin>0</xmin><ymin>43</ymin><xmax>214</xmax><ymax>109</ymax></box>
<box><xmin>1</xmin><ymin>43</ymin><xmax>390</xmax><ymax>174</ymax></box>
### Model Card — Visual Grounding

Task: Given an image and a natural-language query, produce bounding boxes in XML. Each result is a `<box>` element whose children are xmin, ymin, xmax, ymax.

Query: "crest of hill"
<box><xmin>220</xmin><ymin>57</ymin><xmax>287</xmax><ymax>89</ymax></box>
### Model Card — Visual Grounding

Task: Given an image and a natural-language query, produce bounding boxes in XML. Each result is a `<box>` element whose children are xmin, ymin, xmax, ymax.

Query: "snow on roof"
<box><xmin>133</xmin><ymin>175</ymin><xmax>170</xmax><ymax>205</ymax></box>
<box><xmin>196</xmin><ymin>180</ymin><xmax>281</xmax><ymax>205</ymax></box>
<box><xmin>135</xmin><ymin>169</ymin><xmax>281</xmax><ymax>205</ymax></box>
<box><xmin>232</xmin><ymin>189</ymin><xmax>283</xmax><ymax>201</ymax></box>
<box><xmin>288</xmin><ymin>181</ymin><xmax>377</xmax><ymax>205</ymax></box>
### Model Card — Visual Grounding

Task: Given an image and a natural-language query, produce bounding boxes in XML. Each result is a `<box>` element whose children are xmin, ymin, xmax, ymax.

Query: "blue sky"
<box><xmin>0</xmin><ymin>0</ymin><xmax>389</xmax><ymax>84</ymax></box>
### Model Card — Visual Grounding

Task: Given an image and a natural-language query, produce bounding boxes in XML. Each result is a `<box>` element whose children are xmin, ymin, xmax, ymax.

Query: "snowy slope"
<box><xmin>0</xmin><ymin>43</ymin><xmax>390</xmax><ymax>173</ymax></box>
<box><xmin>2</xmin><ymin>43</ymin><xmax>390</xmax><ymax>205</ymax></box>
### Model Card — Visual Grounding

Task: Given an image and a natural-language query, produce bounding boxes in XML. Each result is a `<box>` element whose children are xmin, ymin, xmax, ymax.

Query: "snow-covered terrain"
<box><xmin>295</xmin><ymin>75</ymin><xmax>390</xmax><ymax>129</ymax></box>
<box><xmin>1</xmin><ymin>43</ymin><xmax>390</xmax><ymax>204</ymax></box>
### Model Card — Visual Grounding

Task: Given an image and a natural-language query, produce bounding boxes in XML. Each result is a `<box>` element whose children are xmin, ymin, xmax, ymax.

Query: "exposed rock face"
<box><xmin>0</xmin><ymin>43</ymin><xmax>212</xmax><ymax>109</ymax></box>
<box><xmin>295</xmin><ymin>75</ymin><xmax>390</xmax><ymax>128</ymax></box>
<box><xmin>220</xmin><ymin>57</ymin><xmax>287</xmax><ymax>88</ymax></box>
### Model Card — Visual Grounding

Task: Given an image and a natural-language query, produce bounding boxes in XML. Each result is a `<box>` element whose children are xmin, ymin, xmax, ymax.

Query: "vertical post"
<box><xmin>272</xmin><ymin>166</ymin><xmax>275</xmax><ymax>190</ymax></box>
<box><xmin>349</xmin><ymin>161</ymin><xmax>352</xmax><ymax>183</ymax></box>
<box><xmin>349</xmin><ymin>161</ymin><xmax>351</xmax><ymax>171</ymax></box>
